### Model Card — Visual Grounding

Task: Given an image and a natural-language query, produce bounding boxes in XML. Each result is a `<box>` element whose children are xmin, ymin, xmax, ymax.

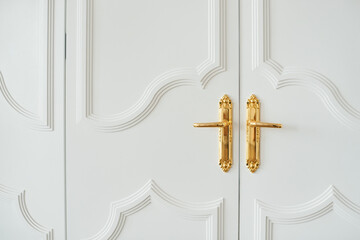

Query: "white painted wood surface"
<box><xmin>1</xmin><ymin>0</ymin><xmax>360</xmax><ymax>239</ymax></box>
<box><xmin>240</xmin><ymin>0</ymin><xmax>360</xmax><ymax>239</ymax></box>
<box><xmin>66</xmin><ymin>0</ymin><xmax>238</xmax><ymax>239</ymax></box>
<box><xmin>0</xmin><ymin>0</ymin><xmax>65</xmax><ymax>239</ymax></box>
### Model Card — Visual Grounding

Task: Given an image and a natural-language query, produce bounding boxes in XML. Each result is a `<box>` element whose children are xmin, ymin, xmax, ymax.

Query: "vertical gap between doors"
<box><xmin>63</xmin><ymin>0</ymin><xmax>68</xmax><ymax>238</ymax></box>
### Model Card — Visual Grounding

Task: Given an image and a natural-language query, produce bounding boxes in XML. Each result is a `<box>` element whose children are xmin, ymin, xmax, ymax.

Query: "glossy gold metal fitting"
<box><xmin>246</xmin><ymin>94</ymin><xmax>282</xmax><ymax>173</ymax></box>
<box><xmin>194</xmin><ymin>95</ymin><xmax>233</xmax><ymax>172</ymax></box>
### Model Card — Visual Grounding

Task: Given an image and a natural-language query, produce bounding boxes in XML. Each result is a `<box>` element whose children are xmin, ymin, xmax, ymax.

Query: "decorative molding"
<box><xmin>255</xmin><ymin>185</ymin><xmax>360</xmax><ymax>240</ymax></box>
<box><xmin>0</xmin><ymin>0</ymin><xmax>54</xmax><ymax>131</ymax></box>
<box><xmin>0</xmin><ymin>184</ymin><xmax>54</xmax><ymax>240</ymax></box>
<box><xmin>83</xmin><ymin>180</ymin><xmax>224</xmax><ymax>240</ymax></box>
<box><xmin>76</xmin><ymin>0</ymin><xmax>226</xmax><ymax>132</ymax></box>
<box><xmin>252</xmin><ymin>0</ymin><xmax>360</xmax><ymax>130</ymax></box>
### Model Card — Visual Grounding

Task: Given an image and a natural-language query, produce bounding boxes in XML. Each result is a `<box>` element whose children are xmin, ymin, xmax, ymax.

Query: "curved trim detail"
<box><xmin>0</xmin><ymin>0</ymin><xmax>54</xmax><ymax>131</ymax></box>
<box><xmin>83</xmin><ymin>179</ymin><xmax>224</xmax><ymax>240</ymax></box>
<box><xmin>76</xmin><ymin>0</ymin><xmax>226</xmax><ymax>132</ymax></box>
<box><xmin>255</xmin><ymin>185</ymin><xmax>360</xmax><ymax>240</ymax></box>
<box><xmin>252</xmin><ymin>0</ymin><xmax>360</xmax><ymax>130</ymax></box>
<box><xmin>0</xmin><ymin>184</ymin><xmax>54</xmax><ymax>240</ymax></box>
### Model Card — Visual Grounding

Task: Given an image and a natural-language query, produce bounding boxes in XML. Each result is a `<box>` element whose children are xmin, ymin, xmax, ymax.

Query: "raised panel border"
<box><xmin>84</xmin><ymin>180</ymin><xmax>224</xmax><ymax>240</ymax></box>
<box><xmin>0</xmin><ymin>183</ymin><xmax>53</xmax><ymax>239</ymax></box>
<box><xmin>252</xmin><ymin>0</ymin><xmax>360</xmax><ymax>130</ymax></box>
<box><xmin>76</xmin><ymin>0</ymin><xmax>226</xmax><ymax>132</ymax></box>
<box><xmin>0</xmin><ymin>0</ymin><xmax>54</xmax><ymax>131</ymax></box>
<box><xmin>254</xmin><ymin>185</ymin><xmax>360</xmax><ymax>240</ymax></box>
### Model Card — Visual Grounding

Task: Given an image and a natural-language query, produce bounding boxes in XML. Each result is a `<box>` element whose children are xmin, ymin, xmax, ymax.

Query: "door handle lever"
<box><xmin>193</xmin><ymin>121</ymin><xmax>230</xmax><ymax>128</ymax></box>
<box><xmin>248</xmin><ymin>121</ymin><xmax>282</xmax><ymax>128</ymax></box>
<box><xmin>246</xmin><ymin>94</ymin><xmax>282</xmax><ymax>173</ymax></box>
<box><xmin>193</xmin><ymin>95</ymin><xmax>232</xmax><ymax>172</ymax></box>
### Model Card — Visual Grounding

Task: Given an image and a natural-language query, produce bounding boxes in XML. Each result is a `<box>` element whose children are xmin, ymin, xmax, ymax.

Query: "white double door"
<box><xmin>1</xmin><ymin>0</ymin><xmax>360</xmax><ymax>239</ymax></box>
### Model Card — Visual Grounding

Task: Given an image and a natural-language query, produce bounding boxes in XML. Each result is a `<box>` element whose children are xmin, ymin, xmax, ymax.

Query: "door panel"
<box><xmin>0</xmin><ymin>0</ymin><xmax>55</xmax><ymax>130</ymax></box>
<box><xmin>75</xmin><ymin>0</ymin><xmax>226</xmax><ymax>132</ymax></box>
<box><xmin>0</xmin><ymin>0</ymin><xmax>65</xmax><ymax>239</ymax></box>
<box><xmin>66</xmin><ymin>0</ymin><xmax>239</xmax><ymax>239</ymax></box>
<box><xmin>4</xmin><ymin>0</ymin><xmax>358</xmax><ymax>239</ymax></box>
<box><xmin>240</xmin><ymin>0</ymin><xmax>360</xmax><ymax>239</ymax></box>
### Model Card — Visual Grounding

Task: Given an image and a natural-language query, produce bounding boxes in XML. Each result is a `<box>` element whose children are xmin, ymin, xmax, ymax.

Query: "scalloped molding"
<box><xmin>0</xmin><ymin>184</ymin><xmax>53</xmax><ymax>239</ymax></box>
<box><xmin>0</xmin><ymin>0</ymin><xmax>54</xmax><ymax>131</ymax></box>
<box><xmin>76</xmin><ymin>0</ymin><xmax>226</xmax><ymax>132</ymax></box>
<box><xmin>254</xmin><ymin>185</ymin><xmax>360</xmax><ymax>240</ymax></box>
<box><xmin>84</xmin><ymin>180</ymin><xmax>224</xmax><ymax>240</ymax></box>
<box><xmin>252</xmin><ymin>0</ymin><xmax>360</xmax><ymax>130</ymax></box>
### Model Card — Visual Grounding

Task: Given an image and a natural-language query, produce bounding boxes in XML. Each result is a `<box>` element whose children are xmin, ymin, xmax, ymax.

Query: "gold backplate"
<box><xmin>246</xmin><ymin>94</ymin><xmax>260</xmax><ymax>173</ymax></box>
<box><xmin>246</xmin><ymin>94</ymin><xmax>282</xmax><ymax>173</ymax></box>
<box><xmin>193</xmin><ymin>95</ymin><xmax>232</xmax><ymax>172</ymax></box>
<box><xmin>219</xmin><ymin>95</ymin><xmax>232</xmax><ymax>172</ymax></box>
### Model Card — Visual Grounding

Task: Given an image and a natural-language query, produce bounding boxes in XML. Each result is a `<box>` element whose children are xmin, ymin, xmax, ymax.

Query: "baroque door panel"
<box><xmin>67</xmin><ymin>0</ymin><xmax>238</xmax><ymax>239</ymax></box>
<box><xmin>240</xmin><ymin>0</ymin><xmax>360</xmax><ymax>239</ymax></box>
<box><xmin>0</xmin><ymin>0</ymin><xmax>65</xmax><ymax>239</ymax></box>
<box><xmin>0</xmin><ymin>184</ymin><xmax>54</xmax><ymax>239</ymax></box>
<box><xmin>252</xmin><ymin>0</ymin><xmax>360</xmax><ymax>130</ymax></box>
<box><xmin>255</xmin><ymin>186</ymin><xmax>360</xmax><ymax>240</ymax></box>
<box><xmin>76</xmin><ymin>0</ymin><xmax>225</xmax><ymax>132</ymax></box>
<box><xmin>0</xmin><ymin>0</ymin><xmax>55</xmax><ymax>130</ymax></box>
<box><xmin>81</xmin><ymin>180</ymin><xmax>224</xmax><ymax>240</ymax></box>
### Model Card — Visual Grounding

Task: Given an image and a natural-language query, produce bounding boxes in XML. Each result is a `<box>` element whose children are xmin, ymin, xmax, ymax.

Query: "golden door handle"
<box><xmin>246</xmin><ymin>94</ymin><xmax>282</xmax><ymax>173</ymax></box>
<box><xmin>248</xmin><ymin>121</ymin><xmax>282</xmax><ymax>128</ymax></box>
<box><xmin>193</xmin><ymin>121</ymin><xmax>230</xmax><ymax>128</ymax></box>
<box><xmin>193</xmin><ymin>95</ymin><xmax>232</xmax><ymax>172</ymax></box>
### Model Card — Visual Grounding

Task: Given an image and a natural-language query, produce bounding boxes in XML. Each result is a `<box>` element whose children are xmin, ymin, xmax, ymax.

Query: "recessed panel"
<box><xmin>273</xmin><ymin>211</ymin><xmax>360</xmax><ymax>240</ymax></box>
<box><xmin>270</xmin><ymin>0</ymin><xmax>360</xmax><ymax>109</ymax></box>
<box><xmin>0</xmin><ymin>197</ymin><xmax>43</xmax><ymax>240</ymax></box>
<box><xmin>117</xmin><ymin>201</ymin><xmax>206</xmax><ymax>240</ymax></box>
<box><xmin>0</xmin><ymin>0</ymin><xmax>45</xmax><ymax>114</ymax></box>
<box><xmin>91</xmin><ymin>0</ymin><xmax>208</xmax><ymax>115</ymax></box>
